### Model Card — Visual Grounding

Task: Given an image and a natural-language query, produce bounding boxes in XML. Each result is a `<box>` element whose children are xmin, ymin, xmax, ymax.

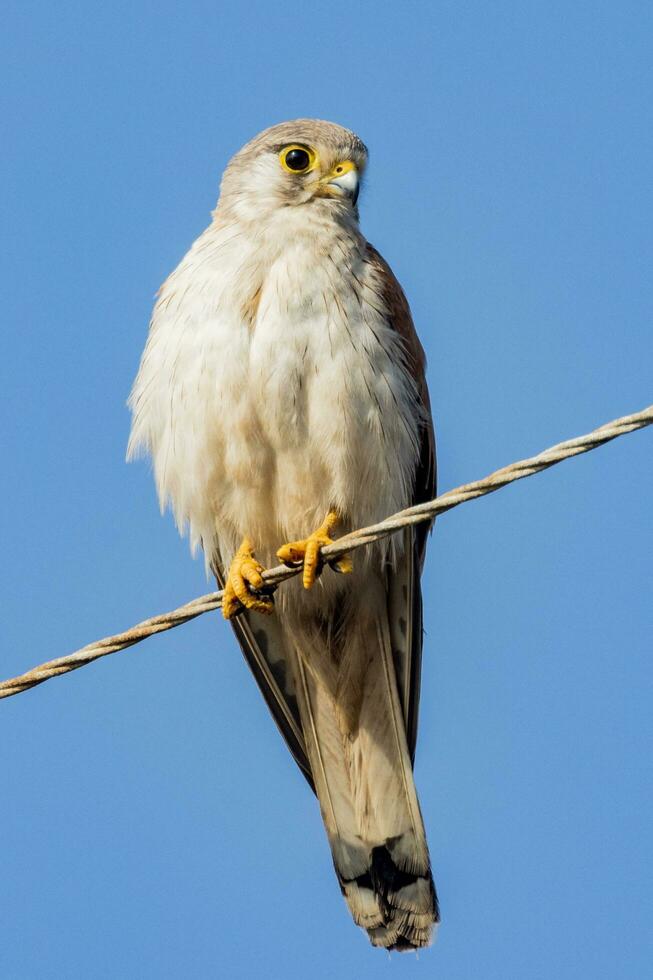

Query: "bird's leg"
<box><xmin>222</xmin><ymin>537</ymin><xmax>274</xmax><ymax>619</ymax></box>
<box><xmin>276</xmin><ymin>509</ymin><xmax>353</xmax><ymax>590</ymax></box>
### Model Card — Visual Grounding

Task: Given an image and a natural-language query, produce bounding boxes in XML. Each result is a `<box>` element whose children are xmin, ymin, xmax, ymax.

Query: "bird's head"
<box><xmin>217</xmin><ymin>119</ymin><xmax>368</xmax><ymax>223</ymax></box>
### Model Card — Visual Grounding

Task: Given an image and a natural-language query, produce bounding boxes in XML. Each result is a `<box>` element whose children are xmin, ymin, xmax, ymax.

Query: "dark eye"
<box><xmin>280</xmin><ymin>145</ymin><xmax>315</xmax><ymax>173</ymax></box>
<box><xmin>285</xmin><ymin>148</ymin><xmax>310</xmax><ymax>171</ymax></box>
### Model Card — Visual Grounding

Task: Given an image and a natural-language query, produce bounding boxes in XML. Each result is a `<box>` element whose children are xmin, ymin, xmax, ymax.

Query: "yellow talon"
<box><xmin>222</xmin><ymin>537</ymin><xmax>274</xmax><ymax>619</ymax></box>
<box><xmin>277</xmin><ymin>510</ymin><xmax>353</xmax><ymax>590</ymax></box>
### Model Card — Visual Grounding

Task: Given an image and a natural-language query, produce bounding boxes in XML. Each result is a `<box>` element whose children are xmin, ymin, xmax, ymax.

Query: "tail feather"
<box><xmin>285</xmin><ymin>582</ymin><xmax>439</xmax><ymax>950</ymax></box>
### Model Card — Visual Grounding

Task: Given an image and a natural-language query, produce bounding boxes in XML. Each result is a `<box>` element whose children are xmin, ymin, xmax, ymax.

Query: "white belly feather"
<box><xmin>128</xmin><ymin>210</ymin><xmax>421</xmax><ymax>574</ymax></box>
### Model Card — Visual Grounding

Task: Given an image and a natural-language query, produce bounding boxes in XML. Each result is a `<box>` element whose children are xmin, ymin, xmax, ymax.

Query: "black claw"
<box><xmin>251</xmin><ymin>584</ymin><xmax>277</xmax><ymax>598</ymax></box>
<box><xmin>280</xmin><ymin>559</ymin><xmax>304</xmax><ymax>569</ymax></box>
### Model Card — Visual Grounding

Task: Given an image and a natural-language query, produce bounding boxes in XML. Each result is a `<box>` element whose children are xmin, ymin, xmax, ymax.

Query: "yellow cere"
<box><xmin>279</xmin><ymin>144</ymin><xmax>317</xmax><ymax>174</ymax></box>
<box><xmin>329</xmin><ymin>160</ymin><xmax>357</xmax><ymax>177</ymax></box>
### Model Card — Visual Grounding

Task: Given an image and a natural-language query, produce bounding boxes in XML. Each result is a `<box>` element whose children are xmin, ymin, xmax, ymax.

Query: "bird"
<box><xmin>127</xmin><ymin>119</ymin><xmax>438</xmax><ymax>950</ymax></box>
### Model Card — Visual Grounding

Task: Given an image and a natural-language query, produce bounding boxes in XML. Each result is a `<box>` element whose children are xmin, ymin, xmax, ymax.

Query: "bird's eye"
<box><xmin>280</xmin><ymin>145</ymin><xmax>315</xmax><ymax>174</ymax></box>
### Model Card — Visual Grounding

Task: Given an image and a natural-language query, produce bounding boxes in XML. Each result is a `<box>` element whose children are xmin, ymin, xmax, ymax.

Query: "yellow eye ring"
<box><xmin>279</xmin><ymin>144</ymin><xmax>316</xmax><ymax>174</ymax></box>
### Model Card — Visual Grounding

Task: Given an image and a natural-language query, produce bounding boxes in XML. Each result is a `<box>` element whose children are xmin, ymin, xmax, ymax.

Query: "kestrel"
<box><xmin>128</xmin><ymin>120</ymin><xmax>438</xmax><ymax>950</ymax></box>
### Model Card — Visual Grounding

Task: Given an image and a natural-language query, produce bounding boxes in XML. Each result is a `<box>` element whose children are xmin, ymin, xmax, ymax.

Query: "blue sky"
<box><xmin>2</xmin><ymin>1</ymin><xmax>652</xmax><ymax>977</ymax></box>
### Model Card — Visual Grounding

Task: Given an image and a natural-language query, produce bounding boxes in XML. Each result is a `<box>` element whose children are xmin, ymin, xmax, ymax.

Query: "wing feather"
<box><xmin>213</xmin><ymin>560</ymin><xmax>314</xmax><ymax>789</ymax></box>
<box><xmin>366</xmin><ymin>243</ymin><xmax>436</xmax><ymax>758</ymax></box>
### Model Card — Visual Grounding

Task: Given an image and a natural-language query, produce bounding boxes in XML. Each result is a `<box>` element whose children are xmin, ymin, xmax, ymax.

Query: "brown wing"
<box><xmin>213</xmin><ymin>560</ymin><xmax>314</xmax><ymax>790</ymax></box>
<box><xmin>366</xmin><ymin>244</ymin><xmax>436</xmax><ymax>761</ymax></box>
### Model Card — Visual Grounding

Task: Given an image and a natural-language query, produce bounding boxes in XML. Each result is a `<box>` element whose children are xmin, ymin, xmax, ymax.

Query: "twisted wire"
<box><xmin>2</xmin><ymin>403</ymin><xmax>651</xmax><ymax>701</ymax></box>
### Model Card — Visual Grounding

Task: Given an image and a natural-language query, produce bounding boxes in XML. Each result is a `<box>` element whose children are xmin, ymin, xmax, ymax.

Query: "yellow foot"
<box><xmin>276</xmin><ymin>510</ymin><xmax>353</xmax><ymax>590</ymax></box>
<box><xmin>222</xmin><ymin>537</ymin><xmax>274</xmax><ymax>619</ymax></box>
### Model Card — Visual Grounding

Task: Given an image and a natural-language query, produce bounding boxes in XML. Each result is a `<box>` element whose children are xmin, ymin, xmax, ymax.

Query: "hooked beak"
<box><xmin>325</xmin><ymin>161</ymin><xmax>359</xmax><ymax>205</ymax></box>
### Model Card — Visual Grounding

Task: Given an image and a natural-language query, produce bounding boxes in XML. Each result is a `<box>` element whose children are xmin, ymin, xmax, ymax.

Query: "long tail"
<box><xmin>285</xmin><ymin>583</ymin><xmax>438</xmax><ymax>950</ymax></box>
